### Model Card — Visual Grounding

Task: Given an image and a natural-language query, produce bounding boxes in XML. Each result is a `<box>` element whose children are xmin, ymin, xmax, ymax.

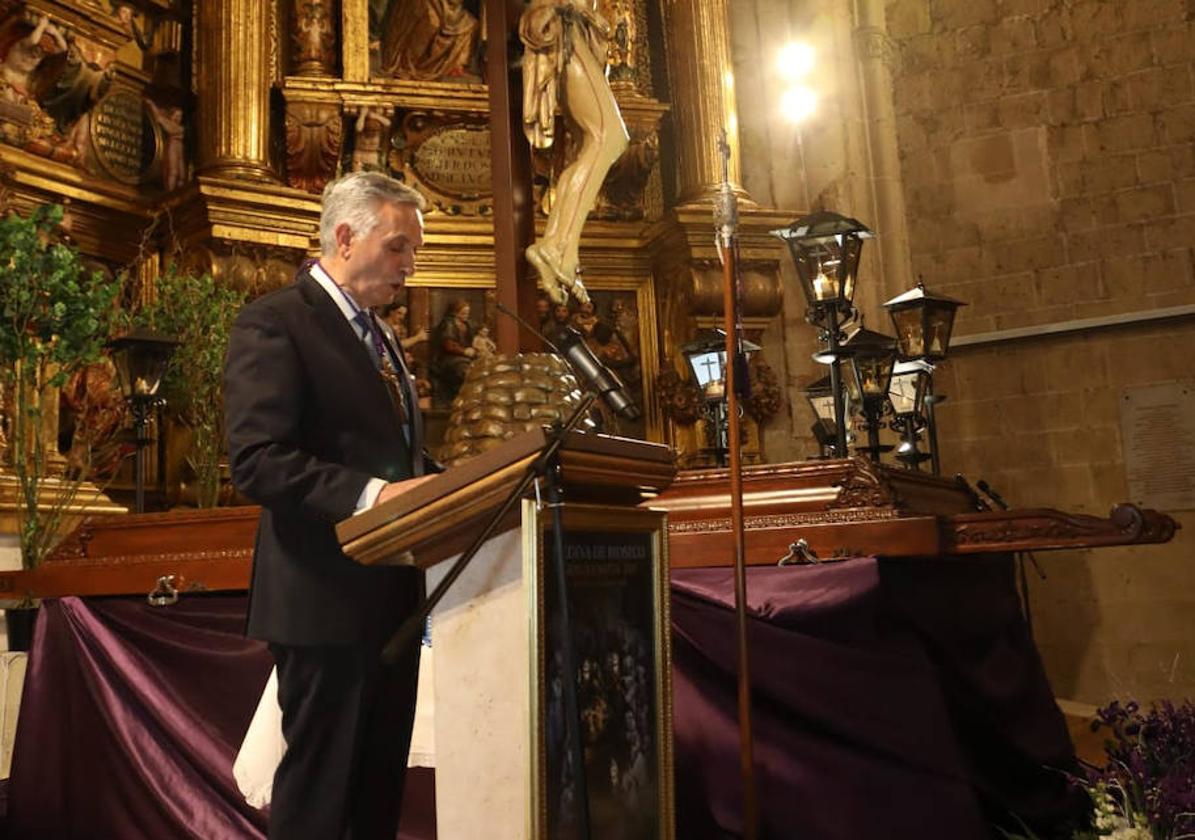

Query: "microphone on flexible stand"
<box><xmin>495</xmin><ymin>303</ymin><xmax>641</xmax><ymax>422</ymax></box>
<box><xmin>554</xmin><ymin>326</ymin><xmax>641</xmax><ymax>421</ymax></box>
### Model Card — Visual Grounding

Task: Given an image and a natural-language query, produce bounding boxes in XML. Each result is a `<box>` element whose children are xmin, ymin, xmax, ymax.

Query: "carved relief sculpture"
<box><xmin>145</xmin><ymin>97</ymin><xmax>185</xmax><ymax>190</ymax></box>
<box><xmin>378</xmin><ymin>0</ymin><xmax>479</xmax><ymax>81</ymax></box>
<box><xmin>284</xmin><ymin>100</ymin><xmax>342</xmax><ymax>193</ymax></box>
<box><xmin>593</xmin><ymin>127</ymin><xmax>656</xmax><ymax>220</ymax></box>
<box><xmin>351</xmin><ymin>106</ymin><xmax>391</xmax><ymax>172</ymax></box>
<box><xmin>520</xmin><ymin>0</ymin><xmax>628</xmax><ymax>305</ymax></box>
<box><xmin>0</xmin><ymin>14</ymin><xmax>81</xmax><ymax>163</ymax></box>
<box><xmin>602</xmin><ymin>0</ymin><xmax>635</xmax><ymax>81</ymax></box>
<box><xmin>292</xmin><ymin>0</ymin><xmax>336</xmax><ymax>76</ymax></box>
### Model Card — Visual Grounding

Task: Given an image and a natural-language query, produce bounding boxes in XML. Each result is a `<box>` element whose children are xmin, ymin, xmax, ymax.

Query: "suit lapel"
<box><xmin>296</xmin><ymin>272</ymin><xmax>396</xmax><ymax>419</ymax></box>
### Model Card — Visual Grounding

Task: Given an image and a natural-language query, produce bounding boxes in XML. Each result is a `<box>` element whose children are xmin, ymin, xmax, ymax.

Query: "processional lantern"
<box><xmin>883</xmin><ymin>280</ymin><xmax>966</xmax><ymax>362</ymax></box>
<box><xmin>883</xmin><ymin>281</ymin><xmax>967</xmax><ymax>474</ymax></box>
<box><xmin>106</xmin><ymin>328</ymin><xmax>178</xmax><ymax>514</ymax></box>
<box><xmin>888</xmin><ymin>360</ymin><xmax>933</xmax><ymax>470</ymax></box>
<box><xmin>838</xmin><ymin>325</ymin><xmax>897</xmax><ymax>463</ymax></box>
<box><xmin>803</xmin><ymin>375</ymin><xmax>846</xmax><ymax>459</ymax></box>
<box><xmin>772</xmin><ymin>211</ymin><xmax>873</xmax><ymax>457</ymax></box>
<box><xmin>681</xmin><ymin>329</ymin><xmax>761</xmax><ymax>466</ymax></box>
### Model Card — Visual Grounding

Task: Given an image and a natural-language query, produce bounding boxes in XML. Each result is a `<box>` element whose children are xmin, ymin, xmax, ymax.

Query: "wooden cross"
<box><xmin>485</xmin><ymin>0</ymin><xmax>542</xmax><ymax>354</ymax></box>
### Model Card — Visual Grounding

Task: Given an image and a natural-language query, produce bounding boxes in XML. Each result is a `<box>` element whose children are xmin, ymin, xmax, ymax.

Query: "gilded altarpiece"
<box><xmin>0</xmin><ymin>0</ymin><xmax>795</xmax><ymax>507</ymax></box>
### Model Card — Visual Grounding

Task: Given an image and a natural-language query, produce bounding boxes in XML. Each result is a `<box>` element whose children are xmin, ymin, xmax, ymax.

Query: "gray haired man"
<box><xmin>224</xmin><ymin>171</ymin><xmax>440</xmax><ymax>839</ymax></box>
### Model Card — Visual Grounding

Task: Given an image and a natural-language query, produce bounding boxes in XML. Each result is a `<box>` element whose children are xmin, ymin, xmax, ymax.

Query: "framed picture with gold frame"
<box><xmin>535</xmin><ymin>274</ymin><xmax>662</xmax><ymax>442</ymax></box>
<box><xmin>526</xmin><ymin>502</ymin><xmax>675</xmax><ymax>840</ymax></box>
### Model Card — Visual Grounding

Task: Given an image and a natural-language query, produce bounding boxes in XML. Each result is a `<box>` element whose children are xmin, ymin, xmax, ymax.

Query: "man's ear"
<box><xmin>334</xmin><ymin>222</ymin><xmax>354</xmax><ymax>258</ymax></box>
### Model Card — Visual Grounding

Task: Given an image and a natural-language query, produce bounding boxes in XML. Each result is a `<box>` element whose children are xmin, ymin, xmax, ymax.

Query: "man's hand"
<box><xmin>374</xmin><ymin>474</ymin><xmax>437</xmax><ymax>506</ymax></box>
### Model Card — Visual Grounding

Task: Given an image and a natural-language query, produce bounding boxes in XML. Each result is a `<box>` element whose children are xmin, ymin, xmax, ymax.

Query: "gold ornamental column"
<box><xmin>195</xmin><ymin>0</ymin><xmax>274</xmax><ymax>180</ymax></box>
<box><xmin>662</xmin><ymin>0</ymin><xmax>749</xmax><ymax>204</ymax></box>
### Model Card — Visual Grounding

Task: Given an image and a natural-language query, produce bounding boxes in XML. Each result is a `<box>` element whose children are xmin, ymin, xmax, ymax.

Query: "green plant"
<box><xmin>126</xmin><ymin>263</ymin><xmax>245</xmax><ymax>507</ymax></box>
<box><xmin>0</xmin><ymin>204</ymin><xmax>122</xmax><ymax>568</ymax></box>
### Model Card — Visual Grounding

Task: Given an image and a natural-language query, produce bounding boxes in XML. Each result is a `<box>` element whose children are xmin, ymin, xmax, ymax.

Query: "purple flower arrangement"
<box><xmin>1084</xmin><ymin>699</ymin><xmax>1195</xmax><ymax>839</ymax></box>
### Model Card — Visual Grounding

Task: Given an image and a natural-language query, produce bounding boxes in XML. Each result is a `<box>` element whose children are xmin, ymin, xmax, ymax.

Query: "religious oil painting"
<box><xmin>387</xmin><ymin>286</ymin><xmax>496</xmax><ymax>409</ymax></box>
<box><xmin>368</xmin><ymin>0</ymin><xmax>484</xmax><ymax>82</ymax></box>
<box><xmin>536</xmin><ymin>509</ymin><xmax>674</xmax><ymax>840</ymax></box>
<box><xmin>536</xmin><ymin>284</ymin><xmax>653</xmax><ymax>441</ymax></box>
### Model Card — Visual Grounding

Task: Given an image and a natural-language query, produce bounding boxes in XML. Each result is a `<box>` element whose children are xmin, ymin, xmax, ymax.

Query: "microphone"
<box><xmin>975</xmin><ymin>479</ymin><xmax>1010</xmax><ymax>511</ymax></box>
<box><xmin>555</xmin><ymin>326</ymin><xmax>641</xmax><ymax>421</ymax></box>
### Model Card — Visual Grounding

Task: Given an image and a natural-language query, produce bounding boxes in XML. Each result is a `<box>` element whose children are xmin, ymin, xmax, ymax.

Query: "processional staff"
<box><xmin>714</xmin><ymin>129</ymin><xmax>759</xmax><ymax>840</ymax></box>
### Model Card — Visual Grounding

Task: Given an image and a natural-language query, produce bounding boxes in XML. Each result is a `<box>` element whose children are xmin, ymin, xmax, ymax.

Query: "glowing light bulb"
<box><xmin>781</xmin><ymin>85</ymin><xmax>818</xmax><ymax>123</ymax></box>
<box><xmin>777</xmin><ymin>42</ymin><xmax>815</xmax><ymax>78</ymax></box>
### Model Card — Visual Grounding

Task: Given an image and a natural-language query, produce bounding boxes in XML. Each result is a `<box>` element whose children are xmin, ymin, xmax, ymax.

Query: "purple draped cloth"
<box><xmin>7</xmin><ymin>556</ymin><xmax>1079</xmax><ymax>839</ymax></box>
<box><xmin>6</xmin><ymin>596</ymin><xmax>434</xmax><ymax>840</ymax></box>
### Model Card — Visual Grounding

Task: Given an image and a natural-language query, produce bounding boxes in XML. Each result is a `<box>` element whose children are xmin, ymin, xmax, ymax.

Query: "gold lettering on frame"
<box><xmin>411</xmin><ymin>126</ymin><xmax>492</xmax><ymax>199</ymax></box>
<box><xmin>91</xmin><ymin>89</ymin><xmax>148</xmax><ymax>184</ymax></box>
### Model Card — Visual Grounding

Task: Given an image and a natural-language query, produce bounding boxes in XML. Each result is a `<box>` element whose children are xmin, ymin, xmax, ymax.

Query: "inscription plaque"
<box><xmin>90</xmin><ymin>88</ymin><xmax>150</xmax><ymax>184</ymax></box>
<box><xmin>1120</xmin><ymin>382</ymin><xmax>1195</xmax><ymax>512</ymax></box>
<box><xmin>410</xmin><ymin>125</ymin><xmax>491</xmax><ymax>198</ymax></box>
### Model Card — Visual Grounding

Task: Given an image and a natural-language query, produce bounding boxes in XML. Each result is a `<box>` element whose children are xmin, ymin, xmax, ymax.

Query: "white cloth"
<box><xmin>233</xmin><ymin>647</ymin><xmax>437</xmax><ymax>808</ymax></box>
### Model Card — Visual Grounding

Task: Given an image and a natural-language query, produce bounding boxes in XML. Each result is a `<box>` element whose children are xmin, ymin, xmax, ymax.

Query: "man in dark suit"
<box><xmin>224</xmin><ymin>171</ymin><xmax>438</xmax><ymax>839</ymax></box>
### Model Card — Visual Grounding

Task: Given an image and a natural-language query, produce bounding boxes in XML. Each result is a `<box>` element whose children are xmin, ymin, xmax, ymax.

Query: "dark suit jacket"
<box><xmin>224</xmin><ymin>269</ymin><xmax>435</xmax><ymax>646</ymax></box>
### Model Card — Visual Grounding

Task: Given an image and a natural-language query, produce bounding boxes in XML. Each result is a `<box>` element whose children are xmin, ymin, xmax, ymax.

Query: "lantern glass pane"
<box><xmin>891</xmin><ymin>308</ymin><xmax>925</xmax><ymax>359</ymax></box>
<box><xmin>112</xmin><ymin>345</ymin><xmax>171</xmax><ymax>398</ymax></box>
<box><xmin>840</xmin><ymin>235</ymin><xmax>863</xmax><ymax>304</ymax></box>
<box><xmin>687</xmin><ymin>350</ymin><xmax>726</xmax><ymax>394</ymax></box>
<box><xmin>852</xmin><ymin>355</ymin><xmax>894</xmax><ymax>398</ymax></box>
<box><xmin>889</xmin><ymin>371</ymin><xmax>923</xmax><ymax>415</ymax></box>
<box><xmin>792</xmin><ymin>239</ymin><xmax>843</xmax><ymax>304</ymax></box>
<box><xmin>809</xmin><ymin>393</ymin><xmax>836</xmax><ymax>422</ymax></box>
<box><xmin>925</xmin><ymin>304</ymin><xmax>956</xmax><ymax>358</ymax></box>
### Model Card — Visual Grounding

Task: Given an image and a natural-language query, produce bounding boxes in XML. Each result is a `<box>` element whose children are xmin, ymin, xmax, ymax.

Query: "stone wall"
<box><xmin>728</xmin><ymin>0</ymin><xmax>1195</xmax><ymax>704</ymax></box>
<box><xmin>886</xmin><ymin>0</ymin><xmax>1195</xmax><ymax>704</ymax></box>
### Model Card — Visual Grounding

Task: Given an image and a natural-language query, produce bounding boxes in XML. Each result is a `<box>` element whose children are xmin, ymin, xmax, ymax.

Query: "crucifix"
<box><xmin>485</xmin><ymin>0</ymin><xmax>629</xmax><ymax>353</ymax></box>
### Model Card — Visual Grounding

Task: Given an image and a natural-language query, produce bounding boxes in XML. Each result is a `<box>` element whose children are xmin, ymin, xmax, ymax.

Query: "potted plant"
<box><xmin>126</xmin><ymin>262</ymin><xmax>245</xmax><ymax>507</ymax></box>
<box><xmin>0</xmin><ymin>204</ymin><xmax>123</xmax><ymax>575</ymax></box>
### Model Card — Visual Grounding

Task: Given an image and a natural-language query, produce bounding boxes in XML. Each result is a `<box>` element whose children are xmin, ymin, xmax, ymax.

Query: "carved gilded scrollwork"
<box><xmin>655</xmin><ymin>366</ymin><xmax>701</xmax><ymax>425</ymax></box>
<box><xmin>746</xmin><ymin>356</ymin><xmax>783</xmax><ymax>425</ymax></box>
<box><xmin>829</xmin><ymin>458</ymin><xmax>903</xmax><ymax>511</ymax></box>
<box><xmin>283</xmin><ymin>99</ymin><xmax>342</xmax><ymax>193</ymax></box>
<box><xmin>951</xmin><ymin>503</ymin><xmax>1178</xmax><ymax>549</ymax></box>
<box><xmin>592</xmin><ymin>128</ymin><xmax>656</xmax><ymax>221</ymax></box>
<box><xmin>183</xmin><ymin>243</ymin><xmax>303</xmax><ymax>298</ymax></box>
<box><xmin>599</xmin><ymin>0</ymin><xmax>651</xmax><ymax>93</ymax></box>
<box><xmin>291</xmin><ymin>0</ymin><xmax>336</xmax><ymax>76</ymax></box>
<box><xmin>390</xmin><ymin>111</ymin><xmax>491</xmax><ymax>215</ymax></box>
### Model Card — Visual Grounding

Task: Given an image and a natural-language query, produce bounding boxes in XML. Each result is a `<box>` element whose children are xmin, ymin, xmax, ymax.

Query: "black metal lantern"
<box><xmin>771</xmin><ymin>211</ymin><xmax>873</xmax><ymax>312</ymax></box>
<box><xmin>838</xmin><ymin>326</ymin><xmax>896</xmax><ymax>462</ymax></box>
<box><xmin>888</xmin><ymin>360</ymin><xmax>931</xmax><ymax>418</ymax></box>
<box><xmin>803</xmin><ymin>375</ymin><xmax>844</xmax><ymax>459</ymax></box>
<box><xmin>841</xmin><ymin>327</ymin><xmax>896</xmax><ymax>404</ymax></box>
<box><xmin>106</xmin><ymin>328</ymin><xmax>178</xmax><ymax>513</ymax></box>
<box><xmin>883</xmin><ymin>280</ymin><xmax>966</xmax><ymax>362</ymax></box>
<box><xmin>681</xmin><ymin>329</ymin><xmax>760</xmax><ymax>465</ymax></box>
<box><xmin>888</xmin><ymin>360</ymin><xmax>933</xmax><ymax>470</ymax></box>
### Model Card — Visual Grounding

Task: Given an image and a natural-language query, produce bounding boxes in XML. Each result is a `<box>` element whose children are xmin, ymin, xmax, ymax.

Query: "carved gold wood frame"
<box><xmin>577</xmin><ymin>272</ymin><xmax>663</xmax><ymax>442</ymax></box>
<box><xmin>524</xmin><ymin>500</ymin><xmax>675</xmax><ymax>840</ymax></box>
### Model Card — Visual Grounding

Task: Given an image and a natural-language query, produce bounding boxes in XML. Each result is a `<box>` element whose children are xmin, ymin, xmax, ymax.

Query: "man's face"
<box><xmin>340</xmin><ymin>201</ymin><xmax>423</xmax><ymax>308</ymax></box>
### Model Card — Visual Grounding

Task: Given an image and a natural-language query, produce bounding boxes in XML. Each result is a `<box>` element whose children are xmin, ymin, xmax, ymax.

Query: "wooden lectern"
<box><xmin>336</xmin><ymin>429</ymin><xmax>678</xmax><ymax>840</ymax></box>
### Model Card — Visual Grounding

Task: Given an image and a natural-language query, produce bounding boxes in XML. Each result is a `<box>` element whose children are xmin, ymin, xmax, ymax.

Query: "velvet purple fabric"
<box><xmin>6</xmin><ymin>596</ymin><xmax>435</xmax><ymax>840</ymax></box>
<box><xmin>7</xmin><ymin>555</ymin><xmax>1078</xmax><ymax>839</ymax></box>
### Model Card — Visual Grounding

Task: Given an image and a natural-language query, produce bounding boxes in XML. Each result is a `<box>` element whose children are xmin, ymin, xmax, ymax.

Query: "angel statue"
<box><xmin>520</xmin><ymin>0</ymin><xmax>628</xmax><ymax>305</ymax></box>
